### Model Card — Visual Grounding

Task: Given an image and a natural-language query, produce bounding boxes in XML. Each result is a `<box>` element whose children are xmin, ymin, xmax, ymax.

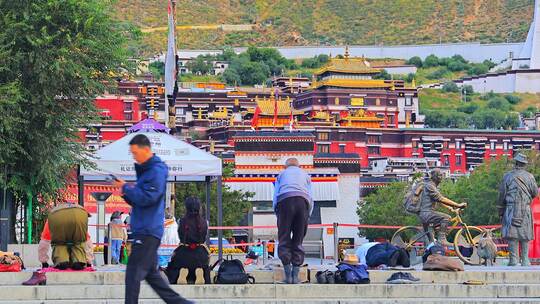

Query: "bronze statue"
<box><xmin>419</xmin><ymin>169</ymin><xmax>466</xmax><ymax>246</ymax></box>
<box><xmin>497</xmin><ymin>153</ymin><xmax>538</xmax><ymax>266</ymax></box>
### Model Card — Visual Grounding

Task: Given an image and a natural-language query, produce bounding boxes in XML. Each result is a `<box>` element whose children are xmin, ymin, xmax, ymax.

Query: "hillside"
<box><xmin>115</xmin><ymin>0</ymin><xmax>535</xmax><ymax>55</ymax></box>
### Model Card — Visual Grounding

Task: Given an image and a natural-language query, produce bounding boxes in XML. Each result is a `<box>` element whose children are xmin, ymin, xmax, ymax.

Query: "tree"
<box><xmin>0</xmin><ymin>0</ymin><xmax>131</xmax><ymax>242</ymax></box>
<box><xmin>457</xmin><ymin>103</ymin><xmax>479</xmax><ymax>114</ymax></box>
<box><xmin>462</xmin><ymin>85</ymin><xmax>474</xmax><ymax>95</ymax></box>
<box><xmin>149</xmin><ymin>61</ymin><xmax>165</xmax><ymax>79</ymax></box>
<box><xmin>424</xmin><ymin>54</ymin><xmax>440</xmax><ymax>67</ymax></box>
<box><xmin>440</xmin><ymin>151</ymin><xmax>540</xmax><ymax>226</ymax></box>
<box><xmin>407</xmin><ymin>56</ymin><xmax>423</xmax><ymax>68</ymax></box>
<box><xmin>521</xmin><ymin>106</ymin><xmax>538</xmax><ymax>119</ymax></box>
<box><xmin>174</xmin><ymin>165</ymin><xmax>253</xmax><ymax>237</ymax></box>
<box><xmin>357</xmin><ymin>182</ymin><xmax>417</xmax><ymax>240</ymax></box>
<box><xmin>487</xmin><ymin>97</ymin><xmax>512</xmax><ymax>111</ymax></box>
<box><xmin>373</xmin><ymin>70</ymin><xmax>391</xmax><ymax>80</ymax></box>
<box><xmin>467</xmin><ymin>63</ymin><xmax>489</xmax><ymax>75</ymax></box>
<box><xmin>426</xmin><ymin>67</ymin><xmax>449</xmax><ymax>80</ymax></box>
<box><xmin>504</xmin><ymin>94</ymin><xmax>522</xmax><ymax>105</ymax></box>
<box><xmin>442</xmin><ymin>82</ymin><xmax>460</xmax><ymax>93</ymax></box>
<box><xmin>187</xmin><ymin>56</ymin><xmax>213</xmax><ymax>75</ymax></box>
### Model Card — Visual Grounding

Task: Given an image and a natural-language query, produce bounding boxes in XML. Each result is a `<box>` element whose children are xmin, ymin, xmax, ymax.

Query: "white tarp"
<box><xmin>81</xmin><ymin>132</ymin><xmax>222</xmax><ymax>179</ymax></box>
<box><xmin>226</xmin><ymin>181</ymin><xmax>340</xmax><ymax>202</ymax></box>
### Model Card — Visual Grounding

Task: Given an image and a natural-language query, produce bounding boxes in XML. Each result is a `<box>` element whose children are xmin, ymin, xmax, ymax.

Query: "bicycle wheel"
<box><xmin>454</xmin><ymin>226</ymin><xmax>484</xmax><ymax>265</ymax></box>
<box><xmin>391</xmin><ymin>226</ymin><xmax>430</xmax><ymax>264</ymax></box>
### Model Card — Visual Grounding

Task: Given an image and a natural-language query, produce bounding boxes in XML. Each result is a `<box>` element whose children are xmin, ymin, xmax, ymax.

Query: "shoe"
<box><xmin>194</xmin><ymin>268</ymin><xmax>205</xmax><ymax>285</ymax></box>
<box><xmin>177</xmin><ymin>268</ymin><xmax>189</xmax><ymax>285</ymax></box>
<box><xmin>507</xmin><ymin>239</ymin><xmax>519</xmax><ymax>266</ymax></box>
<box><xmin>291</xmin><ymin>266</ymin><xmax>300</xmax><ymax>284</ymax></box>
<box><xmin>315</xmin><ymin>271</ymin><xmax>327</xmax><ymax>284</ymax></box>
<box><xmin>520</xmin><ymin>241</ymin><xmax>531</xmax><ymax>266</ymax></box>
<box><xmin>22</xmin><ymin>271</ymin><xmax>47</xmax><ymax>286</ymax></box>
<box><xmin>401</xmin><ymin>272</ymin><xmax>420</xmax><ymax>282</ymax></box>
<box><xmin>386</xmin><ymin>272</ymin><xmax>419</xmax><ymax>284</ymax></box>
<box><xmin>282</xmin><ymin>265</ymin><xmax>293</xmax><ymax>284</ymax></box>
<box><xmin>325</xmin><ymin>271</ymin><xmax>336</xmax><ymax>284</ymax></box>
<box><xmin>41</xmin><ymin>262</ymin><xmax>49</xmax><ymax>269</ymax></box>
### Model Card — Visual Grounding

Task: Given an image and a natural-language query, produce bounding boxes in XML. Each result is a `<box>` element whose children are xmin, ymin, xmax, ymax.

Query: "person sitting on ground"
<box><xmin>355</xmin><ymin>242</ymin><xmax>410</xmax><ymax>268</ymax></box>
<box><xmin>38</xmin><ymin>219</ymin><xmax>94</xmax><ymax>269</ymax></box>
<box><xmin>165</xmin><ymin>197</ymin><xmax>210</xmax><ymax>285</ymax></box>
<box><xmin>42</xmin><ymin>203</ymin><xmax>91</xmax><ymax>270</ymax></box>
<box><xmin>107</xmin><ymin>211</ymin><xmax>127</xmax><ymax>265</ymax></box>
<box><xmin>419</xmin><ymin>169</ymin><xmax>466</xmax><ymax>246</ymax></box>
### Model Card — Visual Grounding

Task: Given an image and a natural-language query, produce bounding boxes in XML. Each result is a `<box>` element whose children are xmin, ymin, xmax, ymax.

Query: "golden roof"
<box><xmin>253</xmin><ymin>94</ymin><xmax>302</xmax><ymax>115</ymax></box>
<box><xmin>315</xmin><ymin>55</ymin><xmax>381</xmax><ymax>75</ymax></box>
<box><xmin>314</xmin><ymin>79</ymin><xmax>393</xmax><ymax>89</ymax></box>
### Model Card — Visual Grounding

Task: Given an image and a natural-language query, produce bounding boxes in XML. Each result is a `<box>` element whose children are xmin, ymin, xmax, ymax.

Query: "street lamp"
<box><xmin>91</xmin><ymin>192</ymin><xmax>111</xmax><ymax>265</ymax></box>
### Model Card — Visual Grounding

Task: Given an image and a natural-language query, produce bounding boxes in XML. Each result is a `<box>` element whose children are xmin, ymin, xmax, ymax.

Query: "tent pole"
<box><xmin>78</xmin><ymin>165</ymin><xmax>84</xmax><ymax>206</ymax></box>
<box><xmin>205</xmin><ymin>179</ymin><xmax>211</xmax><ymax>245</ymax></box>
<box><xmin>217</xmin><ymin>176</ymin><xmax>223</xmax><ymax>261</ymax></box>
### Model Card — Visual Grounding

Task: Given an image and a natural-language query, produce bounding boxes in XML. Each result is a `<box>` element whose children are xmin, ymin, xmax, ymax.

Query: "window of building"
<box><xmin>490</xmin><ymin>142</ymin><xmax>496</xmax><ymax>150</ymax></box>
<box><xmin>317</xmin><ymin>144</ymin><xmax>330</xmax><ymax>154</ymax></box>
<box><xmin>388</xmin><ymin>115</ymin><xmax>395</xmax><ymax>126</ymax></box>
<box><xmin>412</xmin><ymin>140</ymin><xmax>418</xmax><ymax>148</ymax></box>
<box><xmin>124</xmin><ymin>103</ymin><xmax>132</xmax><ymax>111</ymax></box>
<box><xmin>405</xmin><ymin>97</ymin><xmax>413</xmax><ymax>106</ymax></box>
<box><xmin>444</xmin><ymin>155</ymin><xmax>450</xmax><ymax>166</ymax></box>
<box><xmin>368</xmin><ymin>146</ymin><xmax>380</xmax><ymax>155</ymax></box>
<box><xmin>124</xmin><ymin>113</ymin><xmax>133</xmax><ymax>120</ymax></box>
<box><xmin>503</xmin><ymin>142</ymin><xmax>509</xmax><ymax>151</ymax></box>
<box><xmin>456</xmin><ymin>140</ymin><xmax>461</xmax><ymax>150</ymax></box>
<box><xmin>367</xmin><ymin>135</ymin><xmax>381</xmax><ymax>144</ymax></box>
<box><xmin>317</xmin><ymin>132</ymin><xmax>329</xmax><ymax>141</ymax></box>
<box><xmin>456</xmin><ymin>155</ymin><xmax>462</xmax><ymax>166</ymax></box>
<box><xmin>176</xmin><ymin>108</ymin><xmax>185</xmax><ymax>115</ymax></box>
<box><xmin>339</xmin><ymin>145</ymin><xmax>345</xmax><ymax>154</ymax></box>
<box><xmin>443</xmin><ymin>141</ymin><xmax>449</xmax><ymax>149</ymax></box>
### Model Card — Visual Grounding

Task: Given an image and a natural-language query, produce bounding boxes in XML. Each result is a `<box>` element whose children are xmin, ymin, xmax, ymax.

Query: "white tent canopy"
<box><xmin>81</xmin><ymin>131</ymin><xmax>222</xmax><ymax>181</ymax></box>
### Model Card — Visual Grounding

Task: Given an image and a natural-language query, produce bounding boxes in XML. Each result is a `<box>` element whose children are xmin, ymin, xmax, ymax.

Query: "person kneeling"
<box><xmin>356</xmin><ymin>242</ymin><xmax>410</xmax><ymax>268</ymax></box>
<box><xmin>166</xmin><ymin>197</ymin><xmax>210</xmax><ymax>285</ymax></box>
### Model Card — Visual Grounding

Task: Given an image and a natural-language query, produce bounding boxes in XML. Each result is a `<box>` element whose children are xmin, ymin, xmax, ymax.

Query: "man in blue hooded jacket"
<box><xmin>113</xmin><ymin>134</ymin><xmax>192</xmax><ymax>304</ymax></box>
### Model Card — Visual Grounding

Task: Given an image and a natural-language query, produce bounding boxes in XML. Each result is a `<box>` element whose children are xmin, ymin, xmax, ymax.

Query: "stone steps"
<box><xmin>0</xmin><ymin>297</ymin><xmax>536</xmax><ymax>303</ymax></box>
<box><xmin>1</xmin><ymin>283</ymin><xmax>539</xmax><ymax>302</ymax></box>
<box><xmin>3</xmin><ymin>269</ymin><xmax>540</xmax><ymax>285</ymax></box>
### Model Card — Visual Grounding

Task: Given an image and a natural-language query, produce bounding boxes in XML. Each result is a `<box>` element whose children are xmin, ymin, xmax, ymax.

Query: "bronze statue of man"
<box><xmin>497</xmin><ymin>153</ymin><xmax>538</xmax><ymax>266</ymax></box>
<box><xmin>419</xmin><ymin>169</ymin><xmax>466</xmax><ymax>246</ymax></box>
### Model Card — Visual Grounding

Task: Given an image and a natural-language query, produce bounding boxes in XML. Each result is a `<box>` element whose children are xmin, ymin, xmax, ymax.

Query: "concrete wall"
<box><xmin>515</xmin><ymin>72</ymin><xmax>540</xmax><ymax>92</ymax></box>
<box><xmin>320</xmin><ymin>174</ymin><xmax>360</xmax><ymax>258</ymax></box>
<box><xmin>179</xmin><ymin>42</ymin><xmax>523</xmax><ymax>63</ymax></box>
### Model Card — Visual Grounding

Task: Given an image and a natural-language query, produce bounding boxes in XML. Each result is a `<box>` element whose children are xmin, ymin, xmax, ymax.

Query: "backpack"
<box><xmin>0</xmin><ymin>252</ymin><xmax>24</xmax><ymax>272</ymax></box>
<box><xmin>335</xmin><ymin>263</ymin><xmax>370</xmax><ymax>284</ymax></box>
<box><xmin>213</xmin><ymin>255</ymin><xmax>255</xmax><ymax>284</ymax></box>
<box><xmin>403</xmin><ymin>180</ymin><xmax>424</xmax><ymax>215</ymax></box>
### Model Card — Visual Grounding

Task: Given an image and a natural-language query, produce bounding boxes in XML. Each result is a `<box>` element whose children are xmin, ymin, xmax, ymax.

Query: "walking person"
<box><xmin>113</xmin><ymin>134</ymin><xmax>193</xmax><ymax>304</ymax></box>
<box><xmin>273</xmin><ymin>158</ymin><xmax>313</xmax><ymax>284</ymax></box>
<box><xmin>108</xmin><ymin>211</ymin><xmax>127</xmax><ymax>264</ymax></box>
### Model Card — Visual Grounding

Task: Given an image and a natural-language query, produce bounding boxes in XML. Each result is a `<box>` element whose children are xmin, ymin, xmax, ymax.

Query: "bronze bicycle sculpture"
<box><xmin>391</xmin><ymin>204</ymin><xmax>486</xmax><ymax>265</ymax></box>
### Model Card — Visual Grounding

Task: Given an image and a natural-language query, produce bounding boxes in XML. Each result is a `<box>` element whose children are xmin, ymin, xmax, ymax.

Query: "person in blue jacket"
<box><xmin>113</xmin><ymin>134</ymin><xmax>193</xmax><ymax>304</ymax></box>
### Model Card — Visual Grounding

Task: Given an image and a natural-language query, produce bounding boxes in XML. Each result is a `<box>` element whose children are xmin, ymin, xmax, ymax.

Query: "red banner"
<box><xmin>65</xmin><ymin>184</ymin><xmax>131</xmax><ymax>214</ymax></box>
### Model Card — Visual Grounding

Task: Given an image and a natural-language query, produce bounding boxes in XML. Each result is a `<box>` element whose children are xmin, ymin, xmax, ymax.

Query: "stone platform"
<box><xmin>1</xmin><ymin>267</ymin><xmax>540</xmax><ymax>303</ymax></box>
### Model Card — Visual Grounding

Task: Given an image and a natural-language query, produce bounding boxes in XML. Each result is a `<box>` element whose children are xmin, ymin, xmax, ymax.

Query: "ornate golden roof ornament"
<box><xmin>234</xmin><ymin>98</ymin><xmax>239</xmax><ymax>106</ymax></box>
<box><xmin>344</xmin><ymin>45</ymin><xmax>350</xmax><ymax>60</ymax></box>
<box><xmin>411</xmin><ymin>78</ymin><xmax>416</xmax><ymax>88</ymax></box>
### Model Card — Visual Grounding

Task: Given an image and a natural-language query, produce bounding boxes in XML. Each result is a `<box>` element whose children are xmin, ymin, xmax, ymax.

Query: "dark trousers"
<box><xmin>276</xmin><ymin>196</ymin><xmax>309</xmax><ymax>266</ymax></box>
<box><xmin>366</xmin><ymin>243</ymin><xmax>398</xmax><ymax>267</ymax></box>
<box><xmin>165</xmin><ymin>244</ymin><xmax>211</xmax><ymax>284</ymax></box>
<box><xmin>125</xmin><ymin>235</ymin><xmax>188</xmax><ymax>304</ymax></box>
